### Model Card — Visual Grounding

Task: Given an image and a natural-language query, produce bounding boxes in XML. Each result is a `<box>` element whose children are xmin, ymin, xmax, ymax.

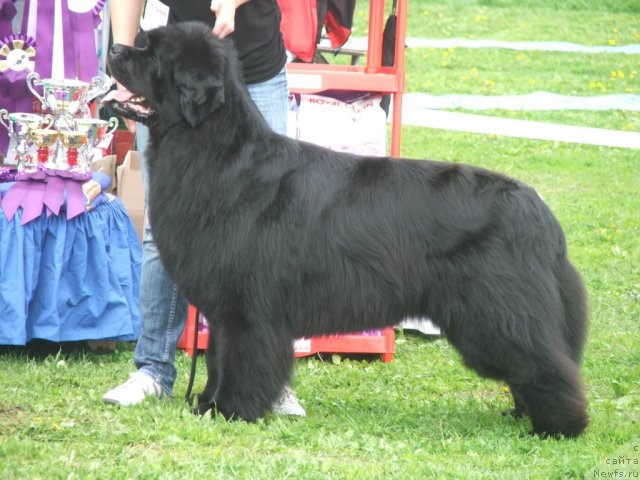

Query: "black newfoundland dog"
<box><xmin>107</xmin><ymin>22</ymin><xmax>588</xmax><ymax>437</ymax></box>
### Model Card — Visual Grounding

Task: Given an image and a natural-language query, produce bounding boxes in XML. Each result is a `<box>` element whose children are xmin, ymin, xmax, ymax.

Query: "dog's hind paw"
<box><xmin>502</xmin><ymin>406</ymin><xmax>527</xmax><ymax>419</ymax></box>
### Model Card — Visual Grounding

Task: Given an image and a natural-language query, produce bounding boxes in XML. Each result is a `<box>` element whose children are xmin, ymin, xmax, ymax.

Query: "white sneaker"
<box><xmin>272</xmin><ymin>384</ymin><xmax>306</xmax><ymax>417</ymax></box>
<box><xmin>103</xmin><ymin>371</ymin><xmax>164</xmax><ymax>406</ymax></box>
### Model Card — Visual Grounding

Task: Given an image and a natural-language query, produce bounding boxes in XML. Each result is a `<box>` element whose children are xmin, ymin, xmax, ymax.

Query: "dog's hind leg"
<box><xmin>511</xmin><ymin>351</ymin><xmax>588</xmax><ymax>438</ymax></box>
<box><xmin>510</xmin><ymin>258</ymin><xmax>589</xmax><ymax>437</ymax></box>
<box><xmin>210</xmin><ymin>315</ymin><xmax>294</xmax><ymax>422</ymax></box>
<box><xmin>442</xmin><ymin>294</ymin><xmax>588</xmax><ymax>437</ymax></box>
<box><xmin>452</xmin><ymin>331</ymin><xmax>588</xmax><ymax>437</ymax></box>
<box><xmin>503</xmin><ymin>384</ymin><xmax>528</xmax><ymax>419</ymax></box>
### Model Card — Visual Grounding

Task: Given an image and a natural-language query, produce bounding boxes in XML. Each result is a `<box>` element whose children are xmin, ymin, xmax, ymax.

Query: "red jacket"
<box><xmin>278</xmin><ymin>0</ymin><xmax>355</xmax><ymax>62</ymax></box>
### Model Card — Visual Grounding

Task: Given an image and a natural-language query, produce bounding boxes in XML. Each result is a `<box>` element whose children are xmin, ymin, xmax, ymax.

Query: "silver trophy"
<box><xmin>26</xmin><ymin>72</ymin><xmax>111</xmax><ymax>169</ymax></box>
<box><xmin>74</xmin><ymin>117</ymin><xmax>119</xmax><ymax>170</ymax></box>
<box><xmin>25</xmin><ymin>72</ymin><xmax>112</xmax><ymax>130</ymax></box>
<box><xmin>0</xmin><ymin>109</ymin><xmax>54</xmax><ymax>171</ymax></box>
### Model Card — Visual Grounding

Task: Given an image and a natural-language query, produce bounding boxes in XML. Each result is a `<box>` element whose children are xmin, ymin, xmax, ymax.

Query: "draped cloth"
<box><xmin>0</xmin><ymin>2</ymin><xmax>137</xmax><ymax>346</ymax></box>
<box><xmin>0</xmin><ymin>194</ymin><xmax>141</xmax><ymax>345</ymax></box>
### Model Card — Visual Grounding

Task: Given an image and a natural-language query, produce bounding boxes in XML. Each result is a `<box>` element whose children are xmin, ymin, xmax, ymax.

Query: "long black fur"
<box><xmin>108</xmin><ymin>22</ymin><xmax>589</xmax><ymax>437</ymax></box>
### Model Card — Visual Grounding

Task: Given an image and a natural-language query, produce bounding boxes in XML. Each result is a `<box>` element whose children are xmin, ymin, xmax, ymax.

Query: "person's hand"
<box><xmin>210</xmin><ymin>0</ymin><xmax>237</xmax><ymax>39</ymax></box>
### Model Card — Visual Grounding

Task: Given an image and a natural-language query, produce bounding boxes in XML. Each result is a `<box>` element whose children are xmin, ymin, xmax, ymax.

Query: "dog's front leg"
<box><xmin>207</xmin><ymin>315</ymin><xmax>294</xmax><ymax>422</ymax></box>
<box><xmin>195</xmin><ymin>316</ymin><xmax>222</xmax><ymax>416</ymax></box>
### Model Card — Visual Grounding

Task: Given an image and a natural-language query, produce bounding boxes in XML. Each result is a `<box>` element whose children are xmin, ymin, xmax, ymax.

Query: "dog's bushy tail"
<box><xmin>555</xmin><ymin>254</ymin><xmax>589</xmax><ymax>364</ymax></box>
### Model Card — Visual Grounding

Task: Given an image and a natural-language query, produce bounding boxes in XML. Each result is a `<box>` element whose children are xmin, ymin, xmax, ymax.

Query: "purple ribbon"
<box><xmin>69</xmin><ymin>1</ymin><xmax>105</xmax><ymax>81</ymax></box>
<box><xmin>0</xmin><ymin>168</ymin><xmax>92</xmax><ymax>225</ymax></box>
<box><xmin>65</xmin><ymin>177</ymin><xmax>86</xmax><ymax>219</ymax></box>
<box><xmin>0</xmin><ymin>35</ymin><xmax>35</xmax><ymax>108</ymax></box>
<box><xmin>1</xmin><ymin>179</ymin><xmax>28</xmax><ymax>220</ymax></box>
<box><xmin>20</xmin><ymin>178</ymin><xmax>45</xmax><ymax>223</ymax></box>
<box><xmin>43</xmin><ymin>174</ymin><xmax>65</xmax><ymax>215</ymax></box>
<box><xmin>0</xmin><ymin>1</ymin><xmax>17</xmax><ymax>38</ymax></box>
<box><xmin>20</xmin><ymin>0</ymin><xmax>102</xmax><ymax>80</ymax></box>
<box><xmin>1</xmin><ymin>1</ymin><xmax>33</xmax><ymax>153</ymax></box>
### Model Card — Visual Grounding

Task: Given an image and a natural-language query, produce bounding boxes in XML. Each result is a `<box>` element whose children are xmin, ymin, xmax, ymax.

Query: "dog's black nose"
<box><xmin>110</xmin><ymin>44</ymin><xmax>125</xmax><ymax>55</ymax></box>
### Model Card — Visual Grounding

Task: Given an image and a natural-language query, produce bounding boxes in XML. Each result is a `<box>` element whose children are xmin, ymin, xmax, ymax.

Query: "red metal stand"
<box><xmin>286</xmin><ymin>0</ymin><xmax>408</xmax><ymax>156</ymax></box>
<box><xmin>177</xmin><ymin>306</ymin><xmax>395</xmax><ymax>363</ymax></box>
<box><xmin>293</xmin><ymin>329</ymin><xmax>395</xmax><ymax>363</ymax></box>
<box><xmin>177</xmin><ymin>305</ymin><xmax>209</xmax><ymax>356</ymax></box>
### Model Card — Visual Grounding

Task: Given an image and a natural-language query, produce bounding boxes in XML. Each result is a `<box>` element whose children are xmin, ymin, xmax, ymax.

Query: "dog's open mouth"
<box><xmin>102</xmin><ymin>86</ymin><xmax>154</xmax><ymax>122</ymax></box>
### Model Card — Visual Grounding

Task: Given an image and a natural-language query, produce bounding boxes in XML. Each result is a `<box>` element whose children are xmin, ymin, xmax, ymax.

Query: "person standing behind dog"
<box><xmin>103</xmin><ymin>0</ymin><xmax>305</xmax><ymax>417</ymax></box>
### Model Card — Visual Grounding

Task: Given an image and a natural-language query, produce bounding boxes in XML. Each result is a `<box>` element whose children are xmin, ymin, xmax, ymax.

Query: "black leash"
<box><xmin>184</xmin><ymin>309</ymin><xmax>200</xmax><ymax>406</ymax></box>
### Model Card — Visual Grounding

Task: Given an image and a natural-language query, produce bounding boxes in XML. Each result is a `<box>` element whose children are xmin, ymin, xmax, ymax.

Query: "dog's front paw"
<box><xmin>194</xmin><ymin>401</ymin><xmax>215</xmax><ymax>417</ymax></box>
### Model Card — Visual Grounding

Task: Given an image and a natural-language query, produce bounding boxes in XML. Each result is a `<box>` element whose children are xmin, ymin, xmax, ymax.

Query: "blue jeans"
<box><xmin>134</xmin><ymin>67</ymin><xmax>289</xmax><ymax>395</ymax></box>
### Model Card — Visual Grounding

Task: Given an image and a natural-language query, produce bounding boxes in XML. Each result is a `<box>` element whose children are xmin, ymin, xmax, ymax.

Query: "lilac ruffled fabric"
<box><xmin>0</xmin><ymin>167</ymin><xmax>92</xmax><ymax>225</ymax></box>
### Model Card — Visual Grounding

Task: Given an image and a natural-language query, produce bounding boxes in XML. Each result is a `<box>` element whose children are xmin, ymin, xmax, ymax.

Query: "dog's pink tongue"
<box><xmin>102</xmin><ymin>88</ymin><xmax>135</xmax><ymax>103</ymax></box>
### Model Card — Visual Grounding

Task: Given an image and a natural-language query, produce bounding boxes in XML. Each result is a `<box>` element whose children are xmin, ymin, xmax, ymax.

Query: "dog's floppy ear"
<box><xmin>174</xmin><ymin>66</ymin><xmax>225</xmax><ymax>127</ymax></box>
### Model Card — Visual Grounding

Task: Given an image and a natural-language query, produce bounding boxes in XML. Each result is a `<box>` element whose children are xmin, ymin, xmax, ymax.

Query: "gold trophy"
<box><xmin>30</xmin><ymin>129</ymin><xmax>59</xmax><ymax>168</ymax></box>
<box><xmin>58</xmin><ymin>130</ymin><xmax>88</xmax><ymax>170</ymax></box>
<box><xmin>75</xmin><ymin>117</ymin><xmax>119</xmax><ymax>170</ymax></box>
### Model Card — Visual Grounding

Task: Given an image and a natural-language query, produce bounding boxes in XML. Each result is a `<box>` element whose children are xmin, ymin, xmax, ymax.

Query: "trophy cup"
<box><xmin>30</xmin><ymin>129</ymin><xmax>59</xmax><ymax>168</ymax></box>
<box><xmin>58</xmin><ymin>130</ymin><xmax>88</xmax><ymax>170</ymax></box>
<box><xmin>26</xmin><ymin>74</ymin><xmax>89</xmax><ymax>130</ymax></box>
<box><xmin>26</xmin><ymin>72</ymin><xmax>112</xmax><ymax>130</ymax></box>
<box><xmin>0</xmin><ymin>109</ymin><xmax>53</xmax><ymax>171</ymax></box>
<box><xmin>75</xmin><ymin>117</ymin><xmax>119</xmax><ymax>170</ymax></box>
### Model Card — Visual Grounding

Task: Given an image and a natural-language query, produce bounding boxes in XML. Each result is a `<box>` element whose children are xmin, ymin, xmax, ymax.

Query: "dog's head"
<box><xmin>105</xmin><ymin>22</ymin><xmax>230</xmax><ymax>127</ymax></box>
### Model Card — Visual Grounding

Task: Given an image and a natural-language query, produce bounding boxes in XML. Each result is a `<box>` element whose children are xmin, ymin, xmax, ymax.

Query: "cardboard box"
<box><xmin>116</xmin><ymin>150</ymin><xmax>145</xmax><ymax>242</ymax></box>
<box><xmin>90</xmin><ymin>154</ymin><xmax>117</xmax><ymax>193</ymax></box>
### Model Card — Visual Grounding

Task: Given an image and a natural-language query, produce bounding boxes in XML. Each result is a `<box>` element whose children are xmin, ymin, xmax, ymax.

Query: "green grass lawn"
<box><xmin>1</xmin><ymin>1</ymin><xmax>639</xmax><ymax>479</ymax></box>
